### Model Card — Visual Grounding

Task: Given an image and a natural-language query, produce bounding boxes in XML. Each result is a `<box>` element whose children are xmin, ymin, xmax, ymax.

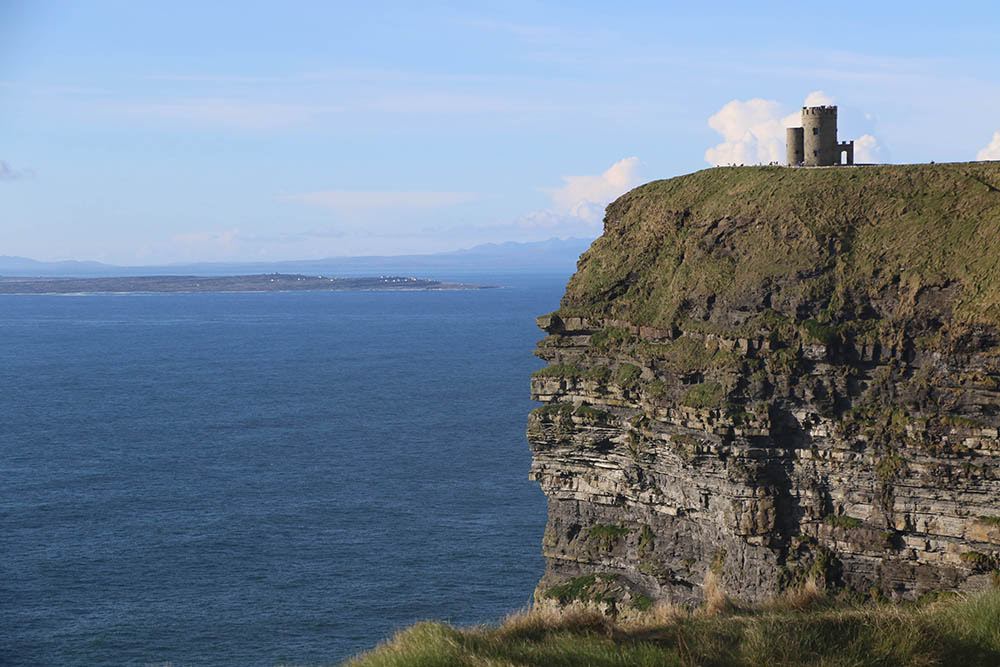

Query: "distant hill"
<box><xmin>0</xmin><ymin>238</ymin><xmax>594</xmax><ymax>278</ymax></box>
<box><xmin>0</xmin><ymin>256</ymin><xmax>110</xmax><ymax>274</ymax></box>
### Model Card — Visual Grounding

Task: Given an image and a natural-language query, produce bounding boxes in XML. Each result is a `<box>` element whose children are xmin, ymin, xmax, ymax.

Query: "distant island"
<box><xmin>0</xmin><ymin>274</ymin><xmax>490</xmax><ymax>295</ymax></box>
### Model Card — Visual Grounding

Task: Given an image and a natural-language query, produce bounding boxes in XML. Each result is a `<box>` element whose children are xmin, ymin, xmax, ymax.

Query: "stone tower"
<box><xmin>786</xmin><ymin>105</ymin><xmax>854</xmax><ymax>167</ymax></box>
<box><xmin>786</xmin><ymin>127</ymin><xmax>804</xmax><ymax>165</ymax></box>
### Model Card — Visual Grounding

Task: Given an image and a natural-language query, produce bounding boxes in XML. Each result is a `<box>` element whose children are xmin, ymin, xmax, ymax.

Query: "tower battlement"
<box><xmin>802</xmin><ymin>105</ymin><xmax>838</xmax><ymax>116</ymax></box>
<box><xmin>787</xmin><ymin>105</ymin><xmax>854</xmax><ymax>167</ymax></box>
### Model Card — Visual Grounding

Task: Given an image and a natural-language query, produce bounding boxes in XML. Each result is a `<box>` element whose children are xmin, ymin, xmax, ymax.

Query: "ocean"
<box><xmin>1</xmin><ymin>274</ymin><xmax>566</xmax><ymax>665</ymax></box>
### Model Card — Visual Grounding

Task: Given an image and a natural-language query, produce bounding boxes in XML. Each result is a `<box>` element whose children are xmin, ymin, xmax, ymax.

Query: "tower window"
<box><xmin>812</xmin><ymin>128</ymin><xmax>819</xmax><ymax>135</ymax></box>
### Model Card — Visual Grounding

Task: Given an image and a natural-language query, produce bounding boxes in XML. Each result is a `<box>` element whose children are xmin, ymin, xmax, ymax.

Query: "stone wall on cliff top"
<box><xmin>527</xmin><ymin>162</ymin><xmax>1000</xmax><ymax>612</ymax></box>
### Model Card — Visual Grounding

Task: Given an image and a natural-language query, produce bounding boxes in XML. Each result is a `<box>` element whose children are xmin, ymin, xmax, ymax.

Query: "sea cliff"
<box><xmin>528</xmin><ymin>162</ymin><xmax>1000</xmax><ymax>610</ymax></box>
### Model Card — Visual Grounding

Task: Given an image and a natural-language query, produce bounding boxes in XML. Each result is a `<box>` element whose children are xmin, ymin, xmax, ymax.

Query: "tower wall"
<box><xmin>839</xmin><ymin>141</ymin><xmax>855</xmax><ymax>165</ymax></box>
<box><xmin>786</xmin><ymin>127</ymin><xmax>804</xmax><ymax>165</ymax></box>
<box><xmin>802</xmin><ymin>106</ymin><xmax>838</xmax><ymax>166</ymax></box>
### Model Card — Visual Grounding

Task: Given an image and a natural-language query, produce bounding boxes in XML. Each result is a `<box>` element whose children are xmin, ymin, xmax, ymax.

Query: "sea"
<box><xmin>1</xmin><ymin>273</ymin><xmax>567</xmax><ymax>666</ymax></box>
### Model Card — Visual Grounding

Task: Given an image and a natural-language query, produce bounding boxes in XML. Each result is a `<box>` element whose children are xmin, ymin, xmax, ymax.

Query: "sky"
<box><xmin>2</xmin><ymin>1</ymin><xmax>1000</xmax><ymax>264</ymax></box>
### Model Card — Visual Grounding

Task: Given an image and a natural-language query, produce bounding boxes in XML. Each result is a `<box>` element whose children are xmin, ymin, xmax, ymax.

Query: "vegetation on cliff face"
<box><xmin>560</xmin><ymin>163</ymin><xmax>1000</xmax><ymax>332</ymax></box>
<box><xmin>529</xmin><ymin>162</ymin><xmax>1000</xmax><ymax>610</ymax></box>
<box><xmin>348</xmin><ymin>590</ymin><xmax>1000</xmax><ymax>666</ymax></box>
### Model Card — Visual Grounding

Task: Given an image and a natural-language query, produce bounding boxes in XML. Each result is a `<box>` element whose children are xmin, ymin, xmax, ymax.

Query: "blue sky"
<box><xmin>2</xmin><ymin>1</ymin><xmax>999</xmax><ymax>264</ymax></box>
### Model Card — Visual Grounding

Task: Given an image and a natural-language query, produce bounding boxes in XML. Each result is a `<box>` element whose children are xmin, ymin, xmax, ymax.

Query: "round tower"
<box><xmin>802</xmin><ymin>106</ymin><xmax>838</xmax><ymax>166</ymax></box>
<box><xmin>786</xmin><ymin>127</ymin><xmax>804</xmax><ymax>166</ymax></box>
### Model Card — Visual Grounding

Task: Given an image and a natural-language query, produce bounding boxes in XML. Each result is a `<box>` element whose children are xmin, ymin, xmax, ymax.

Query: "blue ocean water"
<box><xmin>1</xmin><ymin>275</ymin><xmax>565</xmax><ymax>665</ymax></box>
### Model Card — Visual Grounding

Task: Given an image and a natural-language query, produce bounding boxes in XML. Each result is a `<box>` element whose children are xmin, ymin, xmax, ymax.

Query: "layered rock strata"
<box><xmin>528</xmin><ymin>163</ymin><xmax>1000</xmax><ymax>610</ymax></box>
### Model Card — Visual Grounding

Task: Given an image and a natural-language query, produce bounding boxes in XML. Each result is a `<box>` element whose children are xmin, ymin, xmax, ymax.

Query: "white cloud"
<box><xmin>976</xmin><ymin>131</ymin><xmax>1000</xmax><ymax>161</ymax></box>
<box><xmin>544</xmin><ymin>157</ymin><xmax>642</xmax><ymax>224</ymax></box>
<box><xmin>704</xmin><ymin>99</ymin><xmax>798</xmax><ymax>166</ymax></box>
<box><xmin>447</xmin><ymin>157</ymin><xmax>644</xmax><ymax>242</ymax></box>
<box><xmin>271</xmin><ymin>159</ymin><xmax>639</xmax><ymax>258</ymax></box>
<box><xmin>283</xmin><ymin>190</ymin><xmax>481</xmax><ymax>211</ymax></box>
<box><xmin>854</xmin><ymin>134</ymin><xmax>884</xmax><ymax>163</ymax></box>
<box><xmin>705</xmin><ymin>91</ymin><xmax>885</xmax><ymax>166</ymax></box>
<box><xmin>803</xmin><ymin>90</ymin><xmax>835</xmax><ymax>106</ymax></box>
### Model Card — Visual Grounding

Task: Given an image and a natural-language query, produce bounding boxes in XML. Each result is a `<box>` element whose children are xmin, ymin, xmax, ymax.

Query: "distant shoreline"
<box><xmin>0</xmin><ymin>273</ymin><xmax>494</xmax><ymax>295</ymax></box>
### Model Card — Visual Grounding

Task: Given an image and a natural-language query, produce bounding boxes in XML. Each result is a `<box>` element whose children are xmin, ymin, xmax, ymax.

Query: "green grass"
<box><xmin>347</xmin><ymin>590</ymin><xmax>1000</xmax><ymax>666</ymax></box>
<box><xmin>532</xmin><ymin>364</ymin><xmax>584</xmax><ymax>379</ymax></box>
<box><xmin>801</xmin><ymin>318</ymin><xmax>840</xmax><ymax>346</ymax></box>
<box><xmin>573</xmin><ymin>404</ymin><xmax>613</xmax><ymax>424</ymax></box>
<box><xmin>631</xmin><ymin>594</ymin><xmax>654</xmax><ymax>612</ymax></box>
<box><xmin>530</xmin><ymin>403</ymin><xmax>574</xmax><ymax>420</ymax></box>
<box><xmin>645</xmin><ymin>379</ymin><xmax>669</xmax><ymax>400</ymax></box>
<box><xmin>614</xmin><ymin>363</ymin><xmax>643</xmax><ymax>388</ymax></box>
<box><xmin>636</xmin><ymin>336</ymin><xmax>739</xmax><ymax>373</ymax></box>
<box><xmin>960</xmin><ymin>551</ymin><xmax>999</xmax><ymax>572</ymax></box>
<box><xmin>582</xmin><ymin>365</ymin><xmax>613</xmax><ymax>383</ymax></box>
<box><xmin>875</xmin><ymin>453</ymin><xmax>905</xmax><ymax>482</ymax></box>
<box><xmin>532</xmin><ymin>364</ymin><xmax>613</xmax><ymax>383</ymax></box>
<box><xmin>587</xmin><ymin>524</ymin><xmax>630</xmax><ymax>548</ymax></box>
<box><xmin>557</xmin><ymin>163</ymin><xmax>1000</xmax><ymax>331</ymax></box>
<box><xmin>590</xmin><ymin>327</ymin><xmax>637</xmax><ymax>352</ymax></box>
<box><xmin>541</xmin><ymin>573</ymin><xmax>625</xmax><ymax>606</ymax></box>
<box><xmin>681</xmin><ymin>381</ymin><xmax>725</xmax><ymax>409</ymax></box>
<box><xmin>543</xmin><ymin>575</ymin><xmax>601</xmax><ymax>604</ymax></box>
<box><xmin>638</xmin><ymin>525</ymin><xmax>655</xmax><ymax>554</ymax></box>
<box><xmin>824</xmin><ymin>514</ymin><xmax>864</xmax><ymax>530</ymax></box>
<box><xmin>943</xmin><ymin>414</ymin><xmax>989</xmax><ymax>429</ymax></box>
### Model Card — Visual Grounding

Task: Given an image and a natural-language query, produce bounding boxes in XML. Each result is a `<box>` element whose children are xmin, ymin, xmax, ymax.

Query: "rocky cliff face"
<box><xmin>528</xmin><ymin>163</ymin><xmax>1000</xmax><ymax>611</ymax></box>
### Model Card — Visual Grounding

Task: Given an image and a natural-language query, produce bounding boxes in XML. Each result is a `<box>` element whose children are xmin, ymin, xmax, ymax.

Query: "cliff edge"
<box><xmin>529</xmin><ymin>162</ymin><xmax>1000</xmax><ymax>611</ymax></box>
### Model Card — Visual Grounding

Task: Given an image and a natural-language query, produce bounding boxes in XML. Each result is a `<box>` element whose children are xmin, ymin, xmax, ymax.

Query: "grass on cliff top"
<box><xmin>559</xmin><ymin>162</ymin><xmax>1000</xmax><ymax>331</ymax></box>
<box><xmin>347</xmin><ymin>590</ymin><xmax>1000</xmax><ymax>667</ymax></box>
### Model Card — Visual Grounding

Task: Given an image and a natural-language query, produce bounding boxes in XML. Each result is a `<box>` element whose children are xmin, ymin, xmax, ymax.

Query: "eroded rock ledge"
<box><xmin>527</xmin><ymin>163</ymin><xmax>1000</xmax><ymax>612</ymax></box>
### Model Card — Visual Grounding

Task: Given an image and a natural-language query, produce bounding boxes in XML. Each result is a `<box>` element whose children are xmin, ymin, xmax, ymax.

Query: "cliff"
<box><xmin>528</xmin><ymin>162</ymin><xmax>1000</xmax><ymax>611</ymax></box>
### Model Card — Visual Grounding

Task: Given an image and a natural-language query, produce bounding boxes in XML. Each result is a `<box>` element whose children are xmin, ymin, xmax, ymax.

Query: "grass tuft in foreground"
<box><xmin>346</xmin><ymin>590</ymin><xmax>1000</xmax><ymax>666</ymax></box>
